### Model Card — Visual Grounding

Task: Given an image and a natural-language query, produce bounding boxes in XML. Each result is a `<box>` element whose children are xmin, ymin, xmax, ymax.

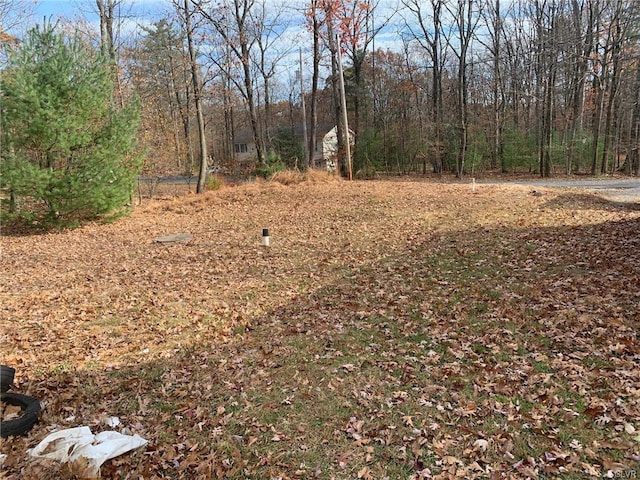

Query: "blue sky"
<box><xmin>6</xmin><ymin>0</ymin><xmax>404</xmax><ymax>90</ymax></box>
<box><xmin>8</xmin><ymin>0</ymin><xmax>170</xmax><ymax>35</ymax></box>
<box><xmin>34</xmin><ymin>0</ymin><xmax>170</xmax><ymax>19</ymax></box>
<box><xmin>35</xmin><ymin>0</ymin><xmax>86</xmax><ymax>19</ymax></box>
<box><xmin>24</xmin><ymin>0</ymin><xmax>403</xmax><ymax>45</ymax></box>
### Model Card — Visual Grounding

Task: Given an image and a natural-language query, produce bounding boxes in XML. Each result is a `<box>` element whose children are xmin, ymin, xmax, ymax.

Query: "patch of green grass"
<box><xmin>51</xmin><ymin>361</ymin><xmax>73</xmax><ymax>374</ymax></box>
<box><xmin>478</xmin><ymin>413</ymin><xmax>509</xmax><ymax>435</ymax></box>
<box><xmin>464</xmin><ymin>317</ymin><xmax>490</xmax><ymax>336</ymax></box>
<box><xmin>557</xmin><ymin>386</ymin><xmax>587</xmax><ymax>413</ymax></box>
<box><xmin>118</xmin><ymin>396</ymin><xmax>140</xmax><ymax>415</ymax></box>
<box><xmin>493</xmin><ymin>351</ymin><xmax>513</xmax><ymax>363</ymax></box>
<box><xmin>472</xmin><ymin>301</ymin><xmax>489</xmax><ymax>314</ymax></box>
<box><xmin>534</xmin><ymin>334</ymin><xmax>554</xmax><ymax>348</ymax></box>
<box><xmin>152</xmin><ymin>401</ymin><xmax>177</xmax><ymax>413</ymax></box>
<box><xmin>511</xmin><ymin>429</ymin><xmax>545</xmax><ymax>459</ymax></box>
<box><xmin>77</xmin><ymin>378</ymin><xmax>102</xmax><ymax>398</ymax></box>
<box><xmin>471</xmin><ymin>343</ymin><xmax>490</xmax><ymax>354</ymax></box>
<box><xmin>515</xmin><ymin>397</ymin><xmax>536</xmax><ymax>414</ymax></box>
<box><xmin>556</xmin><ymin>423</ymin><xmax>596</xmax><ymax>451</ymax></box>
<box><xmin>139</xmin><ymin>364</ymin><xmax>166</xmax><ymax>383</ymax></box>
<box><xmin>406</xmin><ymin>332</ymin><xmax>431</xmax><ymax>344</ymax></box>
<box><xmin>157</xmin><ymin>430</ymin><xmax>177</xmax><ymax>443</ymax></box>
<box><xmin>581</xmin><ymin>355</ymin><xmax>613</xmax><ymax>369</ymax></box>
<box><xmin>531</xmin><ymin>357</ymin><xmax>553</xmax><ymax>373</ymax></box>
<box><xmin>485</xmin><ymin>289</ymin><xmax>502</xmax><ymax>301</ymax></box>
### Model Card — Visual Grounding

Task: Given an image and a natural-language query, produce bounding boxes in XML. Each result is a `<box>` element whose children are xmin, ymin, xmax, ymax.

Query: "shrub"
<box><xmin>256</xmin><ymin>151</ymin><xmax>287</xmax><ymax>179</ymax></box>
<box><xmin>206</xmin><ymin>174</ymin><xmax>225</xmax><ymax>191</ymax></box>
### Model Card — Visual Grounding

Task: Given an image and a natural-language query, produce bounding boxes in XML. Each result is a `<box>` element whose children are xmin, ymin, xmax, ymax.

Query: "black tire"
<box><xmin>0</xmin><ymin>365</ymin><xmax>15</xmax><ymax>393</ymax></box>
<box><xmin>0</xmin><ymin>392</ymin><xmax>41</xmax><ymax>438</ymax></box>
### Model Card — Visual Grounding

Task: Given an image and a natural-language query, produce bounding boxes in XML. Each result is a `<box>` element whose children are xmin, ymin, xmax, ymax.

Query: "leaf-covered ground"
<box><xmin>1</xmin><ymin>177</ymin><xmax>639</xmax><ymax>479</ymax></box>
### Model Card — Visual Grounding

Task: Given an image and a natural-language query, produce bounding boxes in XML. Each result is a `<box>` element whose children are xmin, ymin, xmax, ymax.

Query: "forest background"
<box><xmin>2</xmin><ymin>0</ymin><xmax>640</xmax><ymax>187</ymax></box>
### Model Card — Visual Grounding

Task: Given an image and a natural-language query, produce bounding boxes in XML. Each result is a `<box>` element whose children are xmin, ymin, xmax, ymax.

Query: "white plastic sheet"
<box><xmin>29</xmin><ymin>426</ymin><xmax>147</xmax><ymax>477</ymax></box>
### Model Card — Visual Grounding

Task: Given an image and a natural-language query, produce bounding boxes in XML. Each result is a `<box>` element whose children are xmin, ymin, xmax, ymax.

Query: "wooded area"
<box><xmin>4</xmin><ymin>0</ymin><xmax>638</xmax><ymax>181</ymax></box>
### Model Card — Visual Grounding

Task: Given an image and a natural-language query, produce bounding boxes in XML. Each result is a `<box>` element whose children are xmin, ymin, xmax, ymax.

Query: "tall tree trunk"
<box><xmin>223</xmin><ymin>44</ymin><xmax>235</xmax><ymax>164</ymax></box>
<box><xmin>169</xmin><ymin>49</ymin><xmax>193</xmax><ymax>174</ymax></box>
<box><xmin>308</xmin><ymin>0</ymin><xmax>321</xmax><ymax>168</ymax></box>
<box><xmin>532</xmin><ymin>0</ymin><xmax>558</xmax><ymax>178</ymax></box>
<box><xmin>96</xmin><ymin>0</ymin><xmax>122</xmax><ymax>105</ymax></box>
<box><xmin>600</xmin><ymin>3</ymin><xmax>625</xmax><ymax>174</ymax></box>
<box><xmin>540</xmin><ymin>67</ymin><xmax>555</xmax><ymax>177</ymax></box>
<box><xmin>534</xmin><ymin>1</ymin><xmax>544</xmax><ymax>176</ymax></box>
<box><xmin>241</xmin><ymin>48</ymin><xmax>264</xmax><ymax>166</ymax></box>
<box><xmin>456</xmin><ymin>60</ymin><xmax>468</xmax><ymax>178</ymax></box>
<box><xmin>590</xmin><ymin>5</ymin><xmax>607</xmax><ymax>175</ymax></box>
<box><xmin>591</xmin><ymin>72</ymin><xmax>605</xmax><ymax>175</ymax></box>
<box><xmin>565</xmin><ymin>0</ymin><xmax>593</xmax><ymax>174</ymax></box>
<box><xmin>184</xmin><ymin>0</ymin><xmax>208</xmax><ymax>193</ymax></box>
<box><xmin>490</xmin><ymin>0</ymin><xmax>504</xmax><ymax>171</ymax></box>
<box><xmin>299</xmin><ymin>48</ymin><xmax>309</xmax><ymax>168</ymax></box>
<box><xmin>223</xmin><ymin>79</ymin><xmax>234</xmax><ymax>164</ymax></box>
<box><xmin>96</xmin><ymin>0</ymin><xmax>115</xmax><ymax>62</ymax></box>
<box><xmin>401</xmin><ymin>0</ymin><xmax>446</xmax><ymax>173</ymax></box>
<box><xmin>164</xmin><ymin>57</ymin><xmax>183</xmax><ymax>170</ymax></box>
<box><xmin>432</xmin><ymin>0</ymin><xmax>444</xmax><ymax>175</ymax></box>
<box><xmin>326</xmin><ymin>15</ymin><xmax>344</xmax><ymax>175</ymax></box>
<box><xmin>451</xmin><ymin>0</ymin><xmax>475</xmax><ymax>178</ymax></box>
<box><xmin>630</xmin><ymin>58</ymin><xmax>640</xmax><ymax>175</ymax></box>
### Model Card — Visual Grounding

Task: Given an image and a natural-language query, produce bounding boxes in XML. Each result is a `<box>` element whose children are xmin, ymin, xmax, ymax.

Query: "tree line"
<box><xmin>122</xmin><ymin>0</ymin><xmax>640</xmax><ymax>180</ymax></box>
<box><xmin>2</xmin><ymin>0</ymin><xmax>640</xmax><ymax>203</ymax></box>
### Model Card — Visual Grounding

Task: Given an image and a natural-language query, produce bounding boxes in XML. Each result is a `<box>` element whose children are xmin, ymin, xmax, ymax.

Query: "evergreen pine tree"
<box><xmin>0</xmin><ymin>22</ymin><xmax>142</xmax><ymax>228</ymax></box>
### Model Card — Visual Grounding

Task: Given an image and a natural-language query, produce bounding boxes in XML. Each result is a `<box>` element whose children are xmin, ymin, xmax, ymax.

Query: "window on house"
<box><xmin>234</xmin><ymin>143</ymin><xmax>248</xmax><ymax>153</ymax></box>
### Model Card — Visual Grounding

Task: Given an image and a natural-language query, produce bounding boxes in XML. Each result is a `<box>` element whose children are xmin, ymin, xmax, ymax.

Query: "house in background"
<box><xmin>322</xmin><ymin>126</ymin><xmax>355</xmax><ymax>172</ymax></box>
<box><xmin>231</xmin><ymin>128</ymin><xmax>255</xmax><ymax>166</ymax></box>
<box><xmin>232</xmin><ymin>123</ymin><xmax>338</xmax><ymax>170</ymax></box>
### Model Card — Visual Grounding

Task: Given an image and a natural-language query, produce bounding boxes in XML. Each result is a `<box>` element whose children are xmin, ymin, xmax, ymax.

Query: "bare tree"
<box><xmin>446</xmin><ymin>0</ymin><xmax>481</xmax><ymax>177</ymax></box>
<box><xmin>96</xmin><ymin>0</ymin><xmax>116</xmax><ymax>62</ymax></box>
<box><xmin>325</xmin><ymin>3</ymin><xmax>344</xmax><ymax>174</ymax></box>
<box><xmin>221</xmin><ymin>43</ymin><xmax>236</xmax><ymax>166</ymax></box>
<box><xmin>630</xmin><ymin>59</ymin><xmax>640</xmax><ymax>175</ymax></box>
<box><xmin>250</xmin><ymin>0</ymin><xmax>293</xmax><ymax>149</ymax></box>
<box><xmin>562</xmin><ymin>0</ymin><xmax>595</xmax><ymax>174</ymax></box>
<box><xmin>198</xmin><ymin>0</ymin><xmax>266</xmax><ymax>166</ymax></box>
<box><xmin>0</xmin><ymin>0</ymin><xmax>35</xmax><ymax>44</ymax></box>
<box><xmin>481</xmin><ymin>0</ymin><xmax>506</xmax><ymax>170</ymax></box>
<box><xmin>599</xmin><ymin>0</ymin><xmax>634</xmax><ymax>173</ymax></box>
<box><xmin>305</xmin><ymin>0</ymin><xmax>325</xmax><ymax>168</ymax></box>
<box><xmin>305</xmin><ymin>0</ymin><xmax>348</xmax><ymax>174</ymax></box>
<box><xmin>401</xmin><ymin>0</ymin><xmax>448</xmax><ymax>174</ymax></box>
<box><xmin>336</xmin><ymin>0</ymin><xmax>392</xmax><ymax>137</ymax></box>
<box><xmin>175</xmin><ymin>0</ymin><xmax>208</xmax><ymax>192</ymax></box>
<box><xmin>130</xmin><ymin>19</ymin><xmax>194</xmax><ymax>175</ymax></box>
